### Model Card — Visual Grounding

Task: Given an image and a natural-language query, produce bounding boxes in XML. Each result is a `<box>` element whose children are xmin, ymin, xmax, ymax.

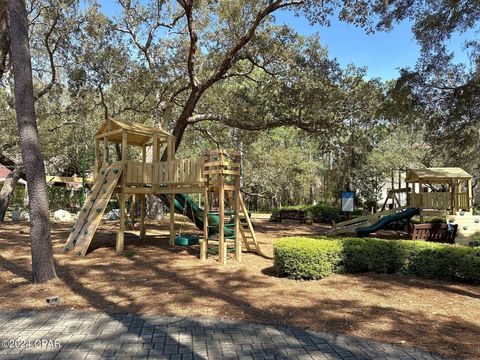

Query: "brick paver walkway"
<box><xmin>0</xmin><ymin>311</ymin><xmax>449</xmax><ymax>359</ymax></box>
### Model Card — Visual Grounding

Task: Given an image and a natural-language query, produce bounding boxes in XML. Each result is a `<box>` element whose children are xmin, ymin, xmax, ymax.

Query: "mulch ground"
<box><xmin>0</xmin><ymin>217</ymin><xmax>479</xmax><ymax>359</ymax></box>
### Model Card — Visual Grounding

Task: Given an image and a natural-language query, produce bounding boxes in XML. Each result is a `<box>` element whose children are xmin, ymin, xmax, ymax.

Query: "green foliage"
<box><xmin>410</xmin><ymin>217</ymin><xmax>445</xmax><ymax>225</ymax></box>
<box><xmin>274</xmin><ymin>237</ymin><xmax>343</xmax><ymax>280</ymax></box>
<box><xmin>271</xmin><ymin>204</ymin><xmax>342</xmax><ymax>223</ymax></box>
<box><xmin>273</xmin><ymin>236</ymin><xmax>480</xmax><ymax>283</ymax></box>
<box><xmin>47</xmin><ymin>187</ymin><xmax>82</xmax><ymax>212</ymax></box>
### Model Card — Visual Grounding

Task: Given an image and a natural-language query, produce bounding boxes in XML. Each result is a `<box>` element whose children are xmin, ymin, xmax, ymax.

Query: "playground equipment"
<box><xmin>64</xmin><ymin>118</ymin><xmax>261</xmax><ymax>263</ymax></box>
<box><xmin>332</xmin><ymin>167</ymin><xmax>477</xmax><ymax>243</ymax></box>
<box><xmin>356</xmin><ymin>207</ymin><xmax>420</xmax><ymax>237</ymax></box>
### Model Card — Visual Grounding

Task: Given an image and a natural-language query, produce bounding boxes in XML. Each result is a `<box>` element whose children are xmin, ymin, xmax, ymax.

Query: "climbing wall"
<box><xmin>64</xmin><ymin>161</ymin><xmax>124</xmax><ymax>256</ymax></box>
<box><xmin>446</xmin><ymin>213</ymin><xmax>480</xmax><ymax>245</ymax></box>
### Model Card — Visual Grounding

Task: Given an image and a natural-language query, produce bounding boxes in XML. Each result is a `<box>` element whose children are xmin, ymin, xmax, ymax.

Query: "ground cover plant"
<box><xmin>274</xmin><ymin>236</ymin><xmax>480</xmax><ymax>283</ymax></box>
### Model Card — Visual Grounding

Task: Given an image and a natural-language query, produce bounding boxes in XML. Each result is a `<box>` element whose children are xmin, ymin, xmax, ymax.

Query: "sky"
<box><xmin>93</xmin><ymin>1</ymin><xmax>476</xmax><ymax>81</ymax></box>
<box><xmin>274</xmin><ymin>9</ymin><xmax>476</xmax><ymax>80</ymax></box>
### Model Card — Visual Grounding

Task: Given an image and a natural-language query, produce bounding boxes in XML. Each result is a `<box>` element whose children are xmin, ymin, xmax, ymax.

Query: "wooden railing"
<box><xmin>408</xmin><ymin>192</ymin><xmax>469</xmax><ymax>210</ymax></box>
<box><xmin>454</xmin><ymin>192</ymin><xmax>469</xmax><ymax>209</ymax></box>
<box><xmin>125</xmin><ymin>157</ymin><xmax>206</xmax><ymax>186</ymax></box>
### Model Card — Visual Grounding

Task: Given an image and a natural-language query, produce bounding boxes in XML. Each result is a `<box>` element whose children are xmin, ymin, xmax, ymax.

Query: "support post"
<box><xmin>116</xmin><ymin>130</ymin><xmax>127</xmax><ymax>253</ymax></box>
<box><xmin>234</xmin><ymin>178</ymin><xmax>241</xmax><ymax>262</ymax></box>
<box><xmin>451</xmin><ymin>180</ymin><xmax>456</xmax><ymax>214</ymax></box>
<box><xmin>218</xmin><ymin>152</ymin><xmax>226</xmax><ymax>264</ymax></box>
<box><xmin>140</xmin><ymin>194</ymin><xmax>146</xmax><ymax>239</ymax></box>
<box><xmin>103</xmin><ymin>136</ymin><xmax>108</xmax><ymax>163</ymax></box>
<box><xmin>152</xmin><ymin>135</ymin><xmax>158</xmax><ymax>162</ymax></box>
<box><xmin>94</xmin><ymin>139</ymin><xmax>100</xmax><ymax>180</ymax></box>
<box><xmin>169</xmin><ymin>193</ymin><xmax>175</xmax><ymax>246</ymax></box>
<box><xmin>201</xmin><ymin>187</ymin><xmax>209</xmax><ymax>260</ymax></box>
<box><xmin>116</xmin><ymin>191</ymin><xmax>126</xmax><ymax>252</ymax></box>
<box><xmin>467</xmin><ymin>178</ymin><xmax>473</xmax><ymax>213</ymax></box>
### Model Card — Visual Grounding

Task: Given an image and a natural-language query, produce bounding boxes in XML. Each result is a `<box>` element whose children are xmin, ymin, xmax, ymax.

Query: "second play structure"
<box><xmin>64</xmin><ymin>118</ymin><xmax>261</xmax><ymax>263</ymax></box>
<box><xmin>332</xmin><ymin>167</ymin><xmax>478</xmax><ymax>244</ymax></box>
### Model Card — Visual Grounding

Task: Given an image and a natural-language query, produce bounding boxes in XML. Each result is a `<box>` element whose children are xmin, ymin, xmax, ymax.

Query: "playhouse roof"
<box><xmin>95</xmin><ymin>118</ymin><xmax>174</xmax><ymax>146</ymax></box>
<box><xmin>405</xmin><ymin>167</ymin><xmax>472</xmax><ymax>183</ymax></box>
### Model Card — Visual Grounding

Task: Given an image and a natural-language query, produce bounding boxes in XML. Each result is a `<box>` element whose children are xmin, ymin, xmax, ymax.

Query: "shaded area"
<box><xmin>0</xmin><ymin>219</ymin><xmax>478</xmax><ymax>358</ymax></box>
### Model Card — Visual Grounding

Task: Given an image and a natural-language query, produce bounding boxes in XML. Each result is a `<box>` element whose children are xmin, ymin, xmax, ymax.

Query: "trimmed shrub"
<box><xmin>273</xmin><ymin>236</ymin><xmax>480</xmax><ymax>283</ymax></box>
<box><xmin>274</xmin><ymin>237</ymin><xmax>343</xmax><ymax>280</ymax></box>
<box><xmin>270</xmin><ymin>204</ymin><xmax>346</xmax><ymax>223</ymax></box>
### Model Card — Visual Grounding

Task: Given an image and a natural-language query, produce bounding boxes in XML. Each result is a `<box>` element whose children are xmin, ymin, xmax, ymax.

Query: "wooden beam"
<box><xmin>140</xmin><ymin>194</ymin><xmax>146</xmax><ymax>239</ymax></box>
<box><xmin>234</xmin><ymin>175</ymin><xmax>241</xmax><ymax>262</ymax></box>
<box><xmin>116</xmin><ymin>130</ymin><xmax>128</xmax><ymax>253</ymax></box>
<box><xmin>103</xmin><ymin>136</ymin><xmax>108</xmax><ymax>163</ymax></box>
<box><xmin>169</xmin><ymin>193</ymin><xmax>175</xmax><ymax>246</ymax></box>
<box><xmin>218</xmin><ymin>152</ymin><xmax>226</xmax><ymax>265</ymax></box>
<box><xmin>201</xmin><ymin>186</ymin><xmax>209</xmax><ymax>261</ymax></box>
<box><xmin>152</xmin><ymin>135</ymin><xmax>158</xmax><ymax>163</ymax></box>
<box><xmin>467</xmin><ymin>178</ymin><xmax>473</xmax><ymax>212</ymax></box>
<box><xmin>94</xmin><ymin>139</ymin><xmax>99</xmax><ymax>179</ymax></box>
<box><xmin>46</xmin><ymin>176</ymin><xmax>94</xmax><ymax>185</ymax></box>
<box><xmin>94</xmin><ymin>128</ymin><xmax>123</xmax><ymax>140</ymax></box>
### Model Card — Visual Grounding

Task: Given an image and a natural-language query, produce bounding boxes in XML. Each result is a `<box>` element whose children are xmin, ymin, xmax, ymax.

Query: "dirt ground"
<box><xmin>0</xmin><ymin>217</ymin><xmax>479</xmax><ymax>359</ymax></box>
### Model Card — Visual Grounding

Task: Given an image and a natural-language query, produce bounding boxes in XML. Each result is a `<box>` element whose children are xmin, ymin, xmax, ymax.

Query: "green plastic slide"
<box><xmin>356</xmin><ymin>208</ymin><xmax>420</xmax><ymax>237</ymax></box>
<box><xmin>160</xmin><ymin>193</ymin><xmax>235</xmax><ymax>237</ymax></box>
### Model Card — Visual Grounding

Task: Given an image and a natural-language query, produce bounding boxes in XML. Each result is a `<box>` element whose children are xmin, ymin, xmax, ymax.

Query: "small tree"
<box><xmin>8</xmin><ymin>0</ymin><xmax>56</xmax><ymax>283</ymax></box>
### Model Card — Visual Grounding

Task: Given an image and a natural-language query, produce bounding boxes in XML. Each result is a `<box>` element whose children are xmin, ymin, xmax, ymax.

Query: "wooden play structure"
<box><xmin>64</xmin><ymin>118</ymin><xmax>261</xmax><ymax>263</ymax></box>
<box><xmin>405</xmin><ymin>167</ymin><xmax>473</xmax><ymax>215</ymax></box>
<box><xmin>332</xmin><ymin>167</ymin><xmax>478</xmax><ymax>244</ymax></box>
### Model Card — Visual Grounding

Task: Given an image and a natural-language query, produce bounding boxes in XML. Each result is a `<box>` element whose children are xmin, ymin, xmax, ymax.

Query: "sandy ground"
<box><xmin>0</xmin><ymin>217</ymin><xmax>479</xmax><ymax>359</ymax></box>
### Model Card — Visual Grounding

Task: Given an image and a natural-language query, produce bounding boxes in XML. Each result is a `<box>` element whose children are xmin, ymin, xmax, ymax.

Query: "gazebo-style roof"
<box><xmin>405</xmin><ymin>167</ymin><xmax>472</xmax><ymax>183</ymax></box>
<box><xmin>95</xmin><ymin>118</ymin><xmax>174</xmax><ymax>146</ymax></box>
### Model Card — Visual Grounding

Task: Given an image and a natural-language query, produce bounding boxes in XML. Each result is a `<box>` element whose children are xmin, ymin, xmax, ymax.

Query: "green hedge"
<box><xmin>271</xmin><ymin>205</ymin><xmax>363</xmax><ymax>223</ymax></box>
<box><xmin>273</xmin><ymin>237</ymin><xmax>480</xmax><ymax>283</ymax></box>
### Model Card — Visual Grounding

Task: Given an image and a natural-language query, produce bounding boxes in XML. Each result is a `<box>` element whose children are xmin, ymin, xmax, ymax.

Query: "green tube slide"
<box><xmin>356</xmin><ymin>208</ymin><xmax>420</xmax><ymax>237</ymax></box>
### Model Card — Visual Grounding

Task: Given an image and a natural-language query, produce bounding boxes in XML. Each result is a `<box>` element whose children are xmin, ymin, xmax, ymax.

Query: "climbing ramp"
<box><xmin>64</xmin><ymin>161</ymin><xmax>124</xmax><ymax>256</ymax></box>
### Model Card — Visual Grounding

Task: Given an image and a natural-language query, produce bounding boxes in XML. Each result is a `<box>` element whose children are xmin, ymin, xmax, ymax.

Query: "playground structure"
<box><xmin>332</xmin><ymin>167</ymin><xmax>478</xmax><ymax>244</ymax></box>
<box><xmin>64</xmin><ymin>118</ymin><xmax>261</xmax><ymax>263</ymax></box>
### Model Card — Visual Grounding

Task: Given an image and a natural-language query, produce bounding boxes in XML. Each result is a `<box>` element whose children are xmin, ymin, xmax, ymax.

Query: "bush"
<box><xmin>270</xmin><ymin>204</ymin><xmax>344</xmax><ymax>223</ymax></box>
<box><xmin>273</xmin><ymin>236</ymin><xmax>480</xmax><ymax>283</ymax></box>
<box><xmin>274</xmin><ymin>237</ymin><xmax>343</xmax><ymax>280</ymax></box>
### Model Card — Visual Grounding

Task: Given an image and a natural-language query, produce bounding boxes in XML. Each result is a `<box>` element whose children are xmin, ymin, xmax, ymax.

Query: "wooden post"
<box><xmin>391</xmin><ymin>168</ymin><xmax>395</xmax><ymax>207</ymax></box>
<box><xmin>167</xmin><ymin>136</ymin><xmax>175</xmax><ymax>161</ymax></box>
<box><xmin>140</xmin><ymin>194</ymin><xmax>146</xmax><ymax>239</ymax></box>
<box><xmin>201</xmin><ymin>187</ymin><xmax>209</xmax><ymax>260</ymax></box>
<box><xmin>451</xmin><ymin>180</ymin><xmax>456</xmax><ymax>214</ymax></box>
<box><xmin>169</xmin><ymin>193</ymin><xmax>175</xmax><ymax>246</ymax></box>
<box><xmin>152</xmin><ymin>135</ymin><xmax>158</xmax><ymax>162</ymax></box>
<box><xmin>467</xmin><ymin>178</ymin><xmax>473</xmax><ymax>213</ymax></box>
<box><xmin>116</xmin><ymin>130</ymin><xmax>128</xmax><ymax>252</ymax></box>
<box><xmin>94</xmin><ymin>139</ymin><xmax>99</xmax><ymax>179</ymax></box>
<box><xmin>234</xmin><ymin>171</ymin><xmax>241</xmax><ymax>262</ymax></box>
<box><xmin>103</xmin><ymin>136</ymin><xmax>108</xmax><ymax>163</ymax></box>
<box><xmin>218</xmin><ymin>152</ymin><xmax>226</xmax><ymax>264</ymax></box>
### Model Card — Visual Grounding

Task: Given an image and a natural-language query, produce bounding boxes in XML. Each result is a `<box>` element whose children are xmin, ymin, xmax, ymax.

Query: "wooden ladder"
<box><xmin>232</xmin><ymin>192</ymin><xmax>262</xmax><ymax>255</ymax></box>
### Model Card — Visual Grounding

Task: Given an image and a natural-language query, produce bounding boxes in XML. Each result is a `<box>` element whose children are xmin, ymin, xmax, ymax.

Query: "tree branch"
<box><xmin>178</xmin><ymin>0</ymin><xmax>199</xmax><ymax>89</ymax></box>
<box><xmin>35</xmin><ymin>11</ymin><xmax>59</xmax><ymax>100</ymax></box>
<box><xmin>202</xmin><ymin>0</ymin><xmax>303</xmax><ymax>89</ymax></box>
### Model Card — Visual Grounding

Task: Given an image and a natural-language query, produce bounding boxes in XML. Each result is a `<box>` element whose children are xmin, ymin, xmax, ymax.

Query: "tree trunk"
<box><xmin>0</xmin><ymin>166</ymin><xmax>23</xmax><ymax>221</ymax></box>
<box><xmin>8</xmin><ymin>0</ymin><xmax>56</xmax><ymax>283</ymax></box>
<box><xmin>0</xmin><ymin>0</ymin><xmax>9</xmax><ymax>79</ymax></box>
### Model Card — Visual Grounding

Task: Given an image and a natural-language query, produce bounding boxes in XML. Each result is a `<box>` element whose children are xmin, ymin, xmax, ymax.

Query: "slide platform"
<box><xmin>356</xmin><ymin>207</ymin><xmax>420</xmax><ymax>237</ymax></box>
